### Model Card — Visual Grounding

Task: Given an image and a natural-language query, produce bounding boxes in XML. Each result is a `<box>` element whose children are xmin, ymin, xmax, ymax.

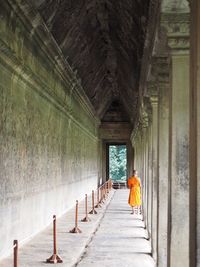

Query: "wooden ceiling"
<box><xmin>31</xmin><ymin>0</ymin><xmax>150</xmax><ymax>123</ymax></box>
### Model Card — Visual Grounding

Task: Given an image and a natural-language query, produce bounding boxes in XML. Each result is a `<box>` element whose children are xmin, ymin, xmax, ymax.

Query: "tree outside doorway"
<box><xmin>109</xmin><ymin>145</ymin><xmax>127</xmax><ymax>182</ymax></box>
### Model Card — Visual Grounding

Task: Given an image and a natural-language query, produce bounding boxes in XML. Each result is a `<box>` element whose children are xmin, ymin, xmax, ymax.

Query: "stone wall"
<box><xmin>0</xmin><ymin>0</ymin><xmax>100</xmax><ymax>259</ymax></box>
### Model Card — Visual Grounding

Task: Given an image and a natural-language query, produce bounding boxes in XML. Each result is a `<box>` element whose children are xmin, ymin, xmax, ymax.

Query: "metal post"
<box><xmin>89</xmin><ymin>190</ymin><xmax>97</xmax><ymax>214</ymax></box>
<box><xmin>13</xmin><ymin>240</ymin><xmax>18</xmax><ymax>267</ymax></box>
<box><xmin>81</xmin><ymin>194</ymin><xmax>91</xmax><ymax>222</ymax></box>
<box><xmin>95</xmin><ymin>188</ymin><xmax>101</xmax><ymax>208</ymax></box>
<box><xmin>46</xmin><ymin>215</ymin><xmax>63</xmax><ymax>263</ymax></box>
<box><xmin>70</xmin><ymin>200</ymin><xmax>82</xmax><ymax>233</ymax></box>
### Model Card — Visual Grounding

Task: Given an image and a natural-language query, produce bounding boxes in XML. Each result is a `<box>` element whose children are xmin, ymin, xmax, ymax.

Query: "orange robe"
<box><xmin>128</xmin><ymin>176</ymin><xmax>141</xmax><ymax>207</ymax></box>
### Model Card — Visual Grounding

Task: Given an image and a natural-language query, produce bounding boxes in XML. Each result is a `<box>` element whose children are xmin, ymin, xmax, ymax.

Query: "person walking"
<box><xmin>128</xmin><ymin>170</ymin><xmax>141</xmax><ymax>214</ymax></box>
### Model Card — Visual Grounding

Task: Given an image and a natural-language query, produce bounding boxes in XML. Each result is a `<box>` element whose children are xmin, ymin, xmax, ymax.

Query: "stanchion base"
<box><xmin>69</xmin><ymin>227</ymin><xmax>82</xmax><ymax>233</ymax></box>
<box><xmin>46</xmin><ymin>254</ymin><xmax>63</xmax><ymax>263</ymax></box>
<box><xmin>81</xmin><ymin>216</ymin><xmax>91</xmax><ymax>222</ymax></box>
<box><xmin>89</xmin><ymin>209</ymin><xmax>97</xmax><ymax>214</ymax></box>
<box><xmin>99</xmin><ymin>199</ymin><xmax>105</xmax><ymax>204</ymax></box>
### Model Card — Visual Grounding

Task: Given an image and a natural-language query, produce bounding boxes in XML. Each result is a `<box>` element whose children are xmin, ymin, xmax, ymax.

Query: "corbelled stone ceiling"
<box><xmin>31</xmin><ymin>0</ymin><xmax>150</xmax><ymax>123</ymax></box>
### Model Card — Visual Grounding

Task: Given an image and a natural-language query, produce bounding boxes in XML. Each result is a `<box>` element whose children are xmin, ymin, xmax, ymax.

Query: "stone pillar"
<box><xmin>143</xmin><ymin>128</ymin><xmax>149</xmax><ymax>227</ymax></box>
<box><xmin>131</xmin><ymin>119</ymin><xmax>148</xmax><ymax>225</ymax></box>
<box><xmin>147</xmin><ymin>123</ymin><xmax>153</xmax><ymax>238</ymax></box>
<box><xmin>131</xmin><ymin>108</ymin><xmax>153</xmax><ymax>237</ymax></box>
<box><xmin>169</xmin><ymin>49</ymin><xmax>190</xmax><ymax>267</ymax></box>
<box><xmin>190</xmin><ymin>0</ymin><xmax>200</xmax><ymax>265</ymax></box>
<box><xmin>127</xmin><ymin>140</ymin><xmax>134</xmax><ymax>178</ymax></box>
<box><xmin>147</xmin><ymin>125</ymin><xmax>152</xmax><ymax>233</ymax></box>
<box><xmin>139</xmin><ymin>123</ymin><xmax>148</xmax><ymax>226</ymax></box>
<box><xmin>150</xmin><ymin>95</ymin><xmax>159</xmax><ymax>261</ymax></box>
<box><xmin>161</xmin><ymin>6</ymin><xmax>190</xmax><ymax>266</ymax></box>
<box><xmin>157</xmin><ymin>81</ymin><xmax>170</xmax><ymax>267</ymax></box>
<box><xmin>139</xmin><ymin>129</ymin><xmax>145</xmax><ymax>212</ymax></box>
<box><xmin>102</xmin><ymin>141</ymin><xmax>107</xmax><ymax>184</ymax></box>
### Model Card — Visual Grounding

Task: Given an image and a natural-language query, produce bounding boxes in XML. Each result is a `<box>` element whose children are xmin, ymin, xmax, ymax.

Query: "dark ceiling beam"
<box><xmin>30</xmin><ymin>0</ymin><xmax>151</xmax><ymax>123</ymax></box>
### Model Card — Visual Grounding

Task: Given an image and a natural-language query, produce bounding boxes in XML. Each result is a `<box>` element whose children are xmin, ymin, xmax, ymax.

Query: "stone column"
<box><xmin>157</xmin><ymin>81</ymin><xmax>170</xmax><ymax>267</ymax></box>
<box><xmin>190</xmin><ymin>0</ymin><xmax>200</xmax><ymax>265</ymax></box>
<box><xmin>161</xmin><ymin>6</ymin><xmax>190</xmax><ymax>266</ymax></box>
<box><xmin>138</xmin><ymin>98</ymin><xmax>153</xmax><ymax>236</ymax></box>
<box><xmin>143</xmin><ymin>127</ymin><xmax>149</xmax><ymax>227</ymax></box>
<box><xmin>131</xmin><ymin>130</ymin><xmax>139</xmax><ymax>175</ymax></box>
<box><xmin>147</xmin><ymin>123</ymin><xmax>153</xmax><ymax>238</ymax></box>
<box><xmin>139</xmin><ymin>123</ymin><xmax>148</xmax><ymax>225</ymax></box>
<box><xmin>102</xmin><ymin>141</ymin><xmax>107</xmax><ymax>184</ymax></box>
<box><xmin>131</xmin><ymin>119</ymin><xmax>149</xmax><ymax>225</ymax></box>
<box><xmin>150</xmin><ymin>95</ymin><xmax>159</xmax><ymax>261</ymax></box>
<box><xmin>169</xmin><ymin>49</ymin><xmax>190</xmax><ymax>267</ymax></box>
<box><xmin>127</xmin><ymin>140</ymin><xmax>134</xmax><ymax>178</ymax></box>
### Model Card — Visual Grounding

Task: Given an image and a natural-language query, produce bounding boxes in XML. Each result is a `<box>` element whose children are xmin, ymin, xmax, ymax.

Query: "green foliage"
<box><xmin>109</xmin><ymin>145</ymin><xmax>127</xmax><ymax>181</ymax></box>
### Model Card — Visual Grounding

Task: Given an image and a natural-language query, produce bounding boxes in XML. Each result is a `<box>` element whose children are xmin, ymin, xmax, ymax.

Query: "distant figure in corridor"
<box><xmin>128</xmin><ymin>170</ymin><xmax>141</xmax><ymax>214</ymax></box>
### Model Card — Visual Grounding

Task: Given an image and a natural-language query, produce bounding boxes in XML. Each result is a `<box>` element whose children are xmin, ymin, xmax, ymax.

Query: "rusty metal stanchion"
<box><xmin>105</xmin><ymin>182</ymin><xmax>108</xmax><ymax>195</ymax></box>
<box><xmin>109</xmin><ymin>179</ymin><xmax>112</xmax><ymax>190</ymax></box>
<box><xmin>103</xmin><ymin>184</ymin><xmax>107</xmax><ymax>200</ymax></box>
<box><xmin>106</xmin><ymin>182</ymin><xmax>109</xmax><ymax>194</ymax></box>
<box><xmin>81</xmin><ymin>194</ymin><xmax>91</xmax><ymax>222</ymax></box>
<box><xmin>107</xmin><ymin>180</ymin><xmax>110</xmax><ymax>191</ymax></box>
<box><xmin>70</xmin><ymin>200</ymin><xmax>82</xmax><ymax>233</ymax></box>
<box><xmin>89</xmin><ymin>190</ymin><xmax>97</xmax><ymax>214</ymax></box>
<box><xmin>102</xmin><ymin>185</ymin><xmax>106</xmax><ymax>203</ymax></box>
<box><xmin>99</xmin><ymin>186</ymin><xmax>104</xmax><ymax>204</ymax></box>
<box><xmin>95</xmin><ymin>188</ymin><xmax>101</xmax><ymax>208</ymax></box>
<box><xmin>46</xmin><ymin>215</ymin><xmax>63</xmax><ymax>263</ymax></box>
<box><xmin>13</xmin><ymin>240</ymin><xmax>18</xmax><ymax>267</ymax></box>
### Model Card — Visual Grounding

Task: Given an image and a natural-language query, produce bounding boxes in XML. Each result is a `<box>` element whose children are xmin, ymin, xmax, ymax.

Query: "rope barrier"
<box><xmin>8</xmin><ymin>179</ymin><xmax>112</xmax><ymax>266</ymax></box>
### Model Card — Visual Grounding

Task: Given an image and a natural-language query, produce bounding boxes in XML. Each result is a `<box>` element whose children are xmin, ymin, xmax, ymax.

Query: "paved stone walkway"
<box><xmin>0</xmin><ymin>189</ymin><xmax>155</xmax><ymax>267</ymax></box>
<box><xmin>77</xmin><ymin>190</ymin><xmax>155</xmax><ymax>267</ymax></box>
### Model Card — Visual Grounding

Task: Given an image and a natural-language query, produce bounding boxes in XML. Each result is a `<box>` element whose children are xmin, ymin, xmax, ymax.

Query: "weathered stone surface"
<box><xmin>1</xmin><ymin>0</ymin><xmax>198</xmax><ymax>266</ymax></box>
<box><xmin>190</xmin><ymin>1</ymin><xmax>200</xmax><ymax>265</ymax></box>
<box><xmin>100</xmin><ymin>123</ymin><xmax>132</xmax><ymax>140</ymax></box>
<box><xmin>169</xmin><ymin>54</ymin><xmax>190</xmax><ymax>267</ymax></box>
<box><xmin>0</xmin><ymin>0</ymin><xmax>100</xmax><ymax>259</ymax></box>
<box><xmin>157</xmin><ymin>83</ymin><xmax>169</xmax><ymax>267</ymax></box>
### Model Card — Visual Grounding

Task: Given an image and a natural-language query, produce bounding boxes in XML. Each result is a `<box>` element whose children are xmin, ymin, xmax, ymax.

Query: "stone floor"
<box><xmin>0</xmin><ymin>189</ymin><xmax>155</xmax><ymax>267</ymax></box>
<box><xmin>77</xmin><ymin>190</ymin><xmax>155</xmax><ymax>267</ymax></box>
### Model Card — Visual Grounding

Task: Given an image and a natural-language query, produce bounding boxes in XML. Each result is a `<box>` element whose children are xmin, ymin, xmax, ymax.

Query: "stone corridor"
<box><xmin>1</xmin><ymin>0</ymin><xmax>200</xmax><ymax>266</ymax></box>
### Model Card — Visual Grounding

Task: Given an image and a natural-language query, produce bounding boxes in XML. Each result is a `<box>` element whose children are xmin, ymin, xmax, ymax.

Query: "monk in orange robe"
<box><xmin>128</xmin><ymin>170</ymin><xmax>141</xmax><ymax>214</ymax></box>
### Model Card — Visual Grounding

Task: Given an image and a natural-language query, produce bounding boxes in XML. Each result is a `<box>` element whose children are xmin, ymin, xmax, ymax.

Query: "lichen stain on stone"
<box><xmin>175</xmin><ymin>135</ymin><xmax>189</xmax><ymax>191</ymax></box>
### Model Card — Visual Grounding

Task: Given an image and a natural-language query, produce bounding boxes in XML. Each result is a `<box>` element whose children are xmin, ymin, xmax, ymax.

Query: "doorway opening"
<box><xmin>108</xmin><ymin>144</ymin><xmax>127</xmax><ymax>182</ymax></box>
